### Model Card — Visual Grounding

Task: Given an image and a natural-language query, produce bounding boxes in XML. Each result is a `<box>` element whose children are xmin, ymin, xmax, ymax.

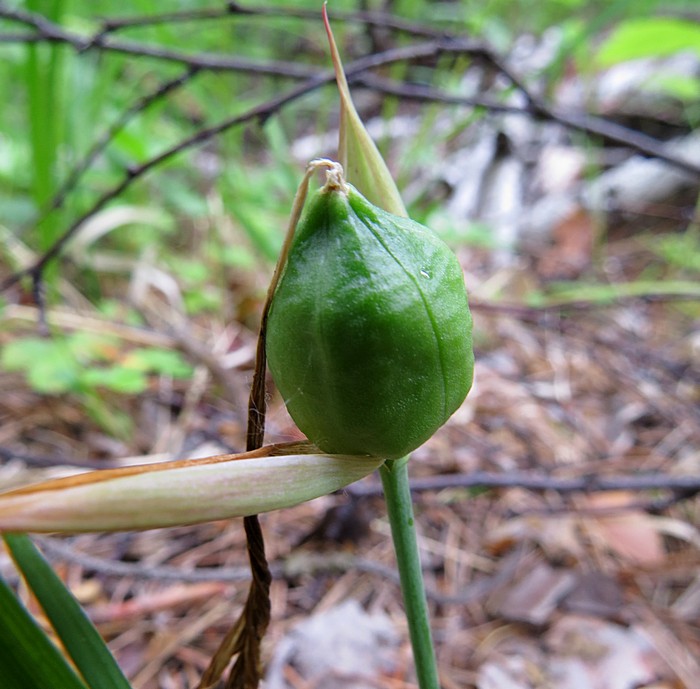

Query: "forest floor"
<box><xmin>1</xmin><ymin>12</ymin><xmax>699</xmax><ymax>685</ymax></box>
<box><xmin>1</xmin><ymin>195</ymin><xmax>699</xmax><ymax>689</ymax></box>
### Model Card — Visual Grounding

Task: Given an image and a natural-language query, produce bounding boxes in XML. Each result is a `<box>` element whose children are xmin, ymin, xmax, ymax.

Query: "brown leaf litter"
<box><xmin>1</xmin><ymin>179</ymin><xmax>698</xmax><ymax>689</ymax></box>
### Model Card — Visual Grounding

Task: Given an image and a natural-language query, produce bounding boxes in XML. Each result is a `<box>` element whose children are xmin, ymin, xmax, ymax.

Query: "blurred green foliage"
<box><xmin>0</xmin><ymin>0</ymin><xmax>697</xmax><ymax>437</ymax></box>
<box><xmin>0</xmin><ymin>332</ymin><xmax>193</xmax><ymax>437</ymax></box>
<box><xmin>596</xmin><ymin>17</ymin><xmax>700</xmax><ymax>65</ymax></box>
<box><xmin>0</xmin><ymin>5</ymin><xmax>697</xmax><ymax>685</ymax></box>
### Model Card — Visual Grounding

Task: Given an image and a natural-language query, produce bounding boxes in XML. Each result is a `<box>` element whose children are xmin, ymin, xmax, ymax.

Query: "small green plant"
<box><xmin>2</xmin><ymin>333</ymin><xmax>193</xmax><ymax>394</ymax></box>
<box><xmin>1</xmin><ymin>333</ymin><xmax>193</xmax><ymax>437</ymax></box>
<box><xmin>652</xmin><ymin>231</ymin><xmax>700</xmax><ymax>274</ymax></box>
<box><xmin>596</xmin><ymin>16</ymin><xmax>700</xmax><ymax>65</ymax></box>
<box><xmin>0</xmin><ymin>8</ymin><xmax>478</xmax><ymax>689</ymax></box>
<box><xmin>1</xmin><ymin>532</ymin><xmax>132</xmax><ymax>689</ymax></box>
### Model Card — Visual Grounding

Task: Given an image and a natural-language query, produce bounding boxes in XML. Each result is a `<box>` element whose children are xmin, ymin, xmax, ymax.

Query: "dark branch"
<box><xmin>0</xmin><ymin>74</ymin><xmax>324</xmax><ymax>295</ymax></box>
<box><xmin>0</xmin><ymin>31</ymin><xmax>43</xmax><ymax>41</ymax></box>
<box><xmin>2</xmin><ymin>4</ymin><xmax>697</xmax><ymax>179</ymax></box>
<box><xmin>33</xmin><ymin>538</ymin><xmax>490</xmax><ymax>606</ymax></box>
<box><xmin>0</xmin><ymin>40</ymin><xmax>483</xmax><ymax>295</ymax></box>
<box><xmin>0</xmin><ymin>446</ymin><xmax>118</xmax><ymax>471</ymax></box>
<box><xmin>0</xmin><ymin>4</ymin><xmax>317</xmax><ymax>78</ymax></box>
<box><xmin>356</xmin><ymin>74</ymin><xmax>700</xmax><ymax>180</ymax></box>
<box><xmin>0</xmin><ymin>4</ymin><xmax>488</xmax><ymax>82</ymax></box>
<box><xmin>23</xmin><ymin>66</ymin><xmax>201</xmax><ymax>241</ymax></box>
<box><xmin>93</xmin><ymin>2</ymin><xmax>453</xmax><ymax>40</ymax></box>
<box><xmin>349</xmin><ymin>471</ymin><xmax>700</xmax><ymax>498</ymax></box>
<box><xmin>2</xmin><ymin>3</ymin><xmax>698</xmax><ymax>299</ymax></box>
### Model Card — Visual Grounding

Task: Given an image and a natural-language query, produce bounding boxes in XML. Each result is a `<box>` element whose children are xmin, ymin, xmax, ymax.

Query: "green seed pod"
<box><xmin>266</xmin><ymin>176</ymin><xmax>473</xmax><ymax>460</ymax></box>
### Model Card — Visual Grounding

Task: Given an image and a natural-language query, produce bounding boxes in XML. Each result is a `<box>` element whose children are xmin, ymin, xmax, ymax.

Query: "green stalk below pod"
<box><xmin>380</xmin><ymin>457</ymin><xmax>440</xmax><ymax>689</ymax></box>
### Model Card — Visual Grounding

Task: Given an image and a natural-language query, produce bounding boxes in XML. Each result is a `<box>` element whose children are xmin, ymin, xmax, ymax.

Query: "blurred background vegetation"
<box><xmin>0</xmin><ymin>0</ymin><xmax>698</xmax><ymax>444</ymax></box>
<box><xmin>1</xmin><ymin>3</ymin><xmax>700</xmax><ymax>688</ymax></box>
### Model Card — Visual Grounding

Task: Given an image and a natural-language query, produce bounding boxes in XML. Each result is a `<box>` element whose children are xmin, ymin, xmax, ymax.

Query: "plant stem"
<box><xmin>380</xmin><ymin>457</ymin><xmax>440</xmax><ymax>689</ymax></box>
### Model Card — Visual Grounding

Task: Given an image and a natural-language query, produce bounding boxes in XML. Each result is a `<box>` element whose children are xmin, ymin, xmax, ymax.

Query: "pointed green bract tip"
<box><xmin>323</xmin><ymin>5</ymin><xmax>407</xmax><ymax>217</ymax></box>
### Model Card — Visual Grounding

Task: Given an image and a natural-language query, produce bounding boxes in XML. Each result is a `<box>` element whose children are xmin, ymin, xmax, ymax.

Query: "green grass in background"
<box><xmin>0</xmin><ymin>0</ymin><xmax>698</xmax><ymax>435</ymax></box>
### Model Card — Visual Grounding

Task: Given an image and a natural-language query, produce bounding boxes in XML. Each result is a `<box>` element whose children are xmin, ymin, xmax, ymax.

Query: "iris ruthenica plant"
<box><xmin>0</xmin><ymin>11</ymin><xmax>474</xmax><ymax>689</ymax></box>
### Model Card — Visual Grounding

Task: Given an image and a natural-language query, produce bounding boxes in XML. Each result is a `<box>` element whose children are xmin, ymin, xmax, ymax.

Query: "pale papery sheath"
<box><xmin>0</xmin><ymin>444</ymin><xmax>382</xmax><ymax>533</ymax></box>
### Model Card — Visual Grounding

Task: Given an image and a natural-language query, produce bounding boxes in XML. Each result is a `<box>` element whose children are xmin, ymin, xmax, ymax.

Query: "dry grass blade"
<box><xmin>224</xmin><ymin>517</ymin><xmax>271</xmax><ymax>689</ymax></box>
<box><xmin>193</xmin><ymin>147</ymin><xmax>329</xmax><ymax>689</ymax></box>
<box><xmin>194</xmin><ymin>328</ymin><xmax>272</xmax><ymax>689</ymax></box>
<box><xmin>195</xmin><ymin>614</ymin><xmax>245</xmax><ymax>689</ymax></box>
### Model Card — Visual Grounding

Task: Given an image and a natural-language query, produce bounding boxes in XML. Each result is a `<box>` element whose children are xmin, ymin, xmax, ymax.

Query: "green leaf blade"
<box><xmin>0</xmin><ymin>562</ymin><xmax>89</xmax><ymax>689</ymax></box>
<box><xmin>597</xmin><ymin>17</ymin><xmax>700</xmax><ymax>65</ymax></box>
<box><xmin>3</xmin><ymin>533</ymin><xmax>132</xmax><ymax>689</ymax></box>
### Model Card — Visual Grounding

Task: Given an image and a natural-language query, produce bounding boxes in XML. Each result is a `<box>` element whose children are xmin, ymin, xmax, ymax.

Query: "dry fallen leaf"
<box><xmin>546</xmin><ymin>615</ymin><xmax>667</xmax><ymax>689</ymax></box>
<box><xmin>581</xmin><ymin>492</ymin><xmax>666</xmax><ymax>567</ymax></box>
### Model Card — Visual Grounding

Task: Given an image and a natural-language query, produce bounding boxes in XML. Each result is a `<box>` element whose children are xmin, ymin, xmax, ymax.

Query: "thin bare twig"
<box><xmin>0</xmin><ymin>4</ymin><xmax>466</xmax><ymax>76</ymax></box>
<box><xmin>0</xmin><ymin>4</ymin><xmax>317</xmax><ymax>78</ymax></box>
<box><xmin>23</xmin><ymin>66</ymin><xmax>201</xmax><ymax>238</ymax></box>
<box><xmin>0</xmin><ymin>40</ymin><xmax>477</xmax><ymax>295</ymax></box>
<box><xmin>468</xmin><ymin>291</ymin><xmax>700</xmax><ymax>323</ymax></box>
<box><xmin>0</xmin><ymin>446</ymin><xmax>117</xmax><ymax>471</ymax></box>
<box><xmin>356</xmin><ymin>74</ymin><xmax>700</xmax><ymax>179</ymax></box>
<box><xmin>0</xmin><ymin>74</ymin><xmax>318</xmax><ymax>294</ymax></box>
<box><xmin>35</xmin><ymin>536</ymin><xmax>254</xmax><ymax>581</ymax></box>
<box><xmin>348</xmin><ymin>471</ymin><xmax>700</xmax><ymax>498</ymax></box>
<box><xmin>3</xmin><ymin>2</ymin><xmax>698</xmax><ymax>179</ymax></box>
<box><xmin>34</xmin><ymin>537</ymin><xmax>512</xmax><ymax>607</ymax></box>
<box><xmin>0</xmin><ymin>31</ymin><xmax>41</xmax><ymax>41</ymax></box>
<box><xmin>7</xmin><ymin>440</ymin><xmax>699</xmax><ymax>499</ymax></box>
<box><xmin>92</xmin><ymin>2</ymin><xmax>454</xmax><ymax>40</ymax></box>
<box><xmin>2</xmin><ymin>4</ymin><xmax>698</xmax><ymax>301</ymax></box>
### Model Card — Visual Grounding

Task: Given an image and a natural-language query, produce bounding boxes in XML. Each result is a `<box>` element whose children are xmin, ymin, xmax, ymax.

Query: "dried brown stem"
<box><xmin>199</xmin><ymin>151</ymin><xmax>336</xmax><ymax>689</ymax></box>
